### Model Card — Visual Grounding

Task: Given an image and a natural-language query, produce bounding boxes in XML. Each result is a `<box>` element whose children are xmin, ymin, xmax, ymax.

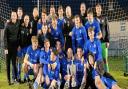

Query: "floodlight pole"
<box><xmin>37</xmin><ymin>0</ymin><xmax>39</xmax><ymax>14</ymax></box>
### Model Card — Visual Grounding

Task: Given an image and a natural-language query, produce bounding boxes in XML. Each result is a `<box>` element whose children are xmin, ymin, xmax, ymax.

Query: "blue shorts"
<box><xmin>101</xmin><ymin>76</ymin><xmax>117</xmax><ymax>88</ymax></box>
<box><xmin>17</xmin><ymin>47</ymin><xmax>28</xmax><ymax>58</ymax></box>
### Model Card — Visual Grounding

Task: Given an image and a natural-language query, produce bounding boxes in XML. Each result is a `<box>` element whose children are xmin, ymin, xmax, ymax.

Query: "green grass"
<box><xmin>0</xmin><ymin>57</ymin><xmax>128</xmax><ymax>89</ymax></box>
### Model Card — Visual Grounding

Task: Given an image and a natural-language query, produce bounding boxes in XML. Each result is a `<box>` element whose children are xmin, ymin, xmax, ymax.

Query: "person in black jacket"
<box><xmin>38</xmin><ymin>23</ymin><xmax>52</xmax><ymax>48</ymax></box>
<box><xmin>4</xmin><ymin>11</ymin><xmax>20</xmax><ymax>85</ymax></box>
<box><xmin>17</xmin><ymin>15</ymin><xmax>31</xmax><ymax>82</ymax></box>
<box><xmin>63</xmin><ymin>6</ymin><xmax>74</xmax><ymax>51</ymax></box>
<box><xmin>95</xmin><ymin>4</ymin><xmax>110</xmax><ymax>73</ymax></box>
<box><xmin>31</xmin><ymin>7</ymin><xmax>39</xmax><ymax>36</ymax></box>
<box><xmin>79</xmin><ymin>2</ymin><xmax>88</xmax><ymax>25</ymax></box>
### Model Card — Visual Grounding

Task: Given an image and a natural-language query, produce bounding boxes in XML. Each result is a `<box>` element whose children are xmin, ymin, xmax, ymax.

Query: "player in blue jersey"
<box><xmin>84</xmin><ymin>27</ymin><xmax>104</xmax><ymax>75</ymax></box>
<box><xmin>85</xmin><ymin>8</ymin><xmax>102</xmax><ymax>39</ymax></box>
<box><xmin>43</xmin><ymin>50</ymin><xmax>60</xmax><ymax>89</ymax></box>
<box><xmin>57</xmin><ymin>5</ymin><xmax>65</xmax><ymax>30</ymax></box>
<box><xmin>33</xmin><ymin>39</ymin><xmax>51</xmax><ymax>89</ymax></box>
<box><xmin>87</xmin><ymin>52</ymin><xmax>121</xmax><ymax>89</ymax></box>
<box><xmin>37</xmin><ymin>8</ymin><xmax>49</xmax><ymax>35</ymax></box>
<box><xmin>73</xmin><ymin>47</ymin><xmax>86</xmax><ymax>89</ymax></box>
<box><xmin>55</xmin><ymin>40</ymin><xmax>66</xmax><ymax>60</ymax></box>
<box><xmin>23</xmin><ymin>36</ymin><xmax>40</xmax><ymax>82</ymax></box>
<box><xmin>50</xmin><ymin>16</ymin><xmax>65</xmax><ymax>47</ymax></box>
<box><xmin>72</xmin><ymin>15</ymin><xmax>87</xmax><ymax>53</ymax></box>
<box><xmin>60</xmin><ymin>48</ymin><xmax>73</xmax><ymax>89</ymax></box>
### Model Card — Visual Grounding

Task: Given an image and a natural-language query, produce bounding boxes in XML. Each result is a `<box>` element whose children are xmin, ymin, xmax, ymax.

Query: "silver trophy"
<box><xmin>70</xmin><ymin>60</ymin><xmax>76</xmax><ymax>88</ymax></box>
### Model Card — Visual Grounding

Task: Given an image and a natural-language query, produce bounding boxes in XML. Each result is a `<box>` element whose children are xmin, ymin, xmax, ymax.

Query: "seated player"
<box><xmin>43</xmin><ymin>50</ymin><xmax>60</xmax><ymax>89</ymax></box>
<box><xmin>60</xmin><ymin>48</ymin><xmax>73</xmax><ymax>89</ymax></box>
<box><xmin>73</xmin><ymin>47</ymin><xmax>86</xmax><ymax>89</ymax></box>
<box><xmin>38</xmin><ymin>23</ymin><xmax>52</xmax><ymax>48</ymax></box>
<box><xmin>16</xmin><ymin>15</ymin><xmax>31</xmax><ymax>82</ymax></box>
<box><xmin>55</xmin><ymin>40</ymin><xmax>66</xmax><ymax>60</ymax></box>
<box><xmin>23</xmin><ymin>36</ymin><xmax>40</xmax><ymax>82</ymax></box>
<box><xmin>72</xmin><ymin>15</ymin><xmax>87</xmax><ymax>53</ymax></box>
<box><xmin>49</xmin><ymin>16</ymin><xmax>64</xmax><ymax>47</ymax></box>
<box><xmin>33</xmin><ymin>39</ymin><xmax>51</xmax><ymax>89</ymax></box>
<box><xmin>87</xmin><ymin>52</ymin><xmax>121</xmax><ymax>89</ymax></box>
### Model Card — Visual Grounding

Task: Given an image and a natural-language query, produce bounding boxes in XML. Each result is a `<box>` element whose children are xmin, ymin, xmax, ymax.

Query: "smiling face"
<box><xmin>74</xmin><ymin>16</ymin><xmax>81</xmax><ymax>27</ymax></box>
<box><xmin>77</xmin><ymin>48</ymin><xmax>83</xmax><ymax>59</ymax></box>
<box><xmin>41</xmin><ymin>25</ymin><xmax>48</xmax><ymax>34</ymax></box>
<box><xmin>11</xmin><ymin>12</ymin><xmax>17</xmax><ymax>23</ymax></box>
<box><xmin>88</xmin><ymin>28</ymin><xmax>94</xmax><ymax>40</ymax></box>
<box><xmin>67</xmin><ymin>48</ymin><xmax>73</xmax><ymax>59</ymax></box>
<box><xmin>50</xmin><ymin>6</ymin><xmax>55</xmax><ymax>15</ymax></box>
<box><xmin>88</xmin><ymin>54</ymin><xmax>94</xmax><ymax>66</ymax></box>
<box><xmin>24</xmin><ymin>15</ymin><xmax>29</xmax><ymax>25</ymax></box>
<box><xmin>95</xmin><ymin>5</ymin><xmax>102</xmax><ymax>15</ymax></box>
<box><xmin>33</xmin><ymin>7</ymin><xmax>39</xmax><ymax>18</ymax></box>
<box><xmin>58</xmin><ymin>7</ymin><xmax>64</xmax><ymax>17</ymax></box>
<box><xmin>87</xmin><ymin>13</ymin><xmax>93</xmax><ymax>23</ymax></box>
<box><xmin>17</xmin><ymin>9</ymin><xmax>23</xmax><ymax>18</ymax></box>
<box><xmin>42</xmin><ymin>12</ymin><xmax>47</xmax><ymax>21</ymax></box>
<box><xmin>80</xmin><ymin>3</ymin><xmax>86</xmax><ymax>14</ymax></box>
<box><xmin>56</xmin><ymin>41</ymin><xmax>62</xmax><ymax>51</ymax></box>
<box><xmin>31</xmin><ymin>36</ymin><xmax>38</xmax><ymax>50</ymax></box>
<box><xmin>66</xmin><ymin>6</ymin><xmax>72</xmax><ymax>17</ymax></box>
<box><xmin>50</xmin><ymin>51</ymin><xmax>56</xmax><ymax>62</ymax></box>
<box><xmin>44</xmin><ymin>40</ymin><xmax>50</xmax><ymax>50</ymax></box>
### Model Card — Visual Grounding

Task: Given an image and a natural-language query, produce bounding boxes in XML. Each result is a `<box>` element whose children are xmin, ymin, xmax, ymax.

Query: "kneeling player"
<box><xmin>23</xmin><ymin>36</ymin><xmax>40</xmax><ymax>82</ymax></box>
<box><xmin>43</xmin><ymin>50</ymin><xmax>60</xmax><ymax>89</ymax></box>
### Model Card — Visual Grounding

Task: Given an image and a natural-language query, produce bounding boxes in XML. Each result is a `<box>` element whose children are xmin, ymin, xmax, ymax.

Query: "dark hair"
<box><xmin>88</xmin><ymin>27</ymin><xmax>94</xmax><ymax>33</ymax></box>
<box><xmin>17</xmin><ymin>7</ymin><xmax>23</xmax><ymax>11</ymax></box>
<box><xmin>58</xmin><ymin>5</ymin><xmax>63</xmax><ymax>10</ymax></box>
<box><xmin>87</xmin><ymin>52</ymin><xmax>95</xmax><ymax>60</ymax></box>
<box><xmin>44</xmin><ymin>39</ymin><xmax>50</xmax><ymax>43</ymax></box>
<box><xmin>96</xmin><ymin>3</ymin><xmax>102</xmax><ymax>7</ymax></box>
<box><xmin>50</xmin><ymin>5</ymin><xmax>55</xmax><ymax>9</ymax></box>
<box><xmin>42</xmin><ymin>6</ymin><xmax>47</xmax><ymax>13</ymax></box>
<box><xmin>77</xmin><ymin>46</ymin><xmax>83</xmax><ymax>51</ymax></box>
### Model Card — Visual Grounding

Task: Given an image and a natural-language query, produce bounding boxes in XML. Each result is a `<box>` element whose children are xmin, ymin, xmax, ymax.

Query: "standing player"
<box><xmin>57</xmin><ymin>5</ymin><xmax>65</xmax><ymax>30</ymax></box>
<box><xmin>4</xmin><ymin>11</ymin><xmax>20</xmax><ymax>85</ymax></box>
<box><xmin>79</xmin><ymin>2</ymin><xmax>87</xmax><ymax>25</ymax></box>
<box><xmin>37</xmin><ymin>8</ymin><xmax>48</xmax><ymax>35</ymax></box>
<box><xmin>85</xmin><ymin>8</ymin><xmax>102</xmax><ymax>39</ymax></box>
<box><xmin>17</xmin><ymin>7</ymin><xmax>24</xmax><ymax>23</ymax></box>
<box><xmin>23</xmin><ymin>36</ymin><xmax>40</xmax><ymax>81</ymax></box>
<box><xmin>72</xmin><ymin>15</ymin><xmax>87</xmax><ymax>53</ymax></box>
<box><xmin>31</xmin><ymin>7</ymin><xmax>39</xmax><ymax>36</ymax></box>
<box><xmin>50</xmin><ymin>16</ymin><xmax>64</xmax><ymax>47</ymax></box>
<box><xmin>17</xmin><ymin>15</ymin><xmax>31</xmax><ymax>82</ymax></box>
<box><xmin>95</xmin><ymin>4</ymin><xmax>110</xmax><ymax>72</ymax></box>
<box><xmin>47</xmin><ymin>5</ymin><xmax>57</xmax><ymax>24</ymax></box>
<box><xmin>38</xmin><ymin>24</ymin><xmax>52</xmax><ymax>48</ymax></box>
<box><xmin>63</xmin><ymin>6</ymin><xmax>74</xmax><ymax>51</ymax></box>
